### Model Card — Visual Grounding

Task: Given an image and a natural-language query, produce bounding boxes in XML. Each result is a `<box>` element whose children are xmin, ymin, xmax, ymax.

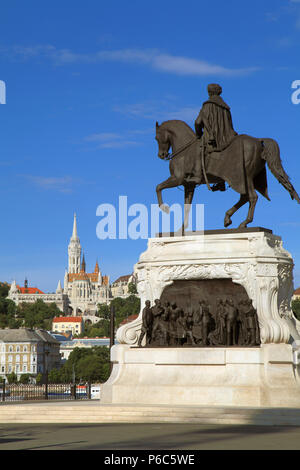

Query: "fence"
<box><xmin>0</xmin><ymin>381</ymin><xmax>95</xmax><ymax>403</ymax></box>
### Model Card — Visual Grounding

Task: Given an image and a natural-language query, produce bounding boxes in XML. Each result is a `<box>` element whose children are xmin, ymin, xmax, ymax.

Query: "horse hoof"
<box><xmin>224</xmin><ymin>216</ymin><xmax>232</xmax><ymax>227</ymax></box>
<box><xmin>238</xmin><ymin>222</ymin><xmax>248</xmax><ymax>229</ymax></box>
<box><xmin>160</xmin><ymin>204</ymin><xmax>170</xmax><ymax>214</ymax></box>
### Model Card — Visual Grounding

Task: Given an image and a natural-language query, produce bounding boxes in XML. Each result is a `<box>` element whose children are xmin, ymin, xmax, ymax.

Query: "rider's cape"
<box><xmin>206</xmin><ymin>134</ymin><xmax>269</xmax><ymax>199</ymax></box>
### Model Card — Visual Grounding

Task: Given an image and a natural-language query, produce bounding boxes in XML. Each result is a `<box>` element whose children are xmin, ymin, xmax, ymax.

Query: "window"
<box><xmin>16</xmin><ymin>355</ymin><xmax>20</xmax><ymax>363</ymax></box>
<box><xmin>23</xmin><ymin>346</ymin><xmax>27</xmax><ymax>352</ymax></box>
<box><xmin>23</xmin><ymin>355</ymin><xmax>27</xmax><ymax>362</ymax></box>
<box><xmin>8</xmin><ymin>355</ymin><xmax>12</xmax><ymax>363</ymax></box>
<box><xmin>23</xmin><ymin>365</ymin><xmax>27</xmax><ymax>372</ymax></box>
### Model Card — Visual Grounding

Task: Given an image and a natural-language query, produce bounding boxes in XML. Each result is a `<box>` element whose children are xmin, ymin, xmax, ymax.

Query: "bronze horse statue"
<box><xmin>155</xmin><ymin>120</ymin><xmax>300</xmax><ymax>231</ymax></box>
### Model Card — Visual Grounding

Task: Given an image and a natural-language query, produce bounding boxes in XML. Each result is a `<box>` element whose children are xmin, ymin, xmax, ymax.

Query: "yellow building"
<box><xmin>52</xmin><ymin>316</ymin><xmax>84</xmax><ymax>336</ymax></box>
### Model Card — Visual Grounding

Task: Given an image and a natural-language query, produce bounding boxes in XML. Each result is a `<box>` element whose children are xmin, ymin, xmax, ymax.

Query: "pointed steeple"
<box><xmin>94</xmin><ymin>260</ymin><xmax>99</xmax><ymax>273</ymax></box>
<box><xmin>10</xmin><ymin>280</ymin><xmax>18</xmax><ymax>294</ymax></box>
<box><xmin>68</xmin><ymin>213</ymin><xmax>82</xmax><ymax>274</ymax></box>
<box><xmin>56</xmin><ymin>280</ymin><xmax>63</xmax><ymax>293</ymax></box>
<box><xmin>80</xmin><ymin>252</ymin><xmax>86</xmax><ymax>273</ymax></box>
<box><xmin>71</xmin><ymin>213</ymin><xmax>79</xmax><ymax>241</ymax></box>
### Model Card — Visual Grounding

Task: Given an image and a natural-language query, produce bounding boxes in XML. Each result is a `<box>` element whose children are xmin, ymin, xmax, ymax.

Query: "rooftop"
<box><xmin>53</xmin><ymin>316</ymin><xmax>83</xmax><ymax>323</ymax></box>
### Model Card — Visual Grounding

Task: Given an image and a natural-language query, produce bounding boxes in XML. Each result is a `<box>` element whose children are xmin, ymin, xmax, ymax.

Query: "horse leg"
<box><xmin>156</xmin><ymin>176</ymin><xmax>180</xmax><ymax>214</ymax></box>
<box><xmin>224</xmin><ymin>194</ymin><xmax>248</xmax><ymax>227</ymax></box>
<box><xmin>180</xmin><ymin>184</ymin><xmax>195</xmax><ymax>234</ymax></box>
<box><xmin>238</xmin><ymin>178</ymin><xmax>258</xmax><ymax>228</ymax></box>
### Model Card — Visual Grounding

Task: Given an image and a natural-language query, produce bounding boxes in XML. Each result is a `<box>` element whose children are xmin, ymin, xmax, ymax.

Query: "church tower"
<box><xmin>68</xmin><ymin>213</ymin><xmax>82</xmax><ymax>273</ymax></box>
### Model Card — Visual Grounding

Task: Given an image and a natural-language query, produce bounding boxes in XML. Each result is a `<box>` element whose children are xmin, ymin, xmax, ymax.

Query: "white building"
<box><xmin>63</xmin><ymin>214</ymin><xmax>111</xmax><ymax>315</ymax></box>
<box><xmin>8</xmin><ymin>279</ymin><xmax>68</xmax><ymax>312</ymax></box>
<box><xmin>110</xmin><ymin>274</ymin><xmax>137</xmax><ymax>298</ymax></box>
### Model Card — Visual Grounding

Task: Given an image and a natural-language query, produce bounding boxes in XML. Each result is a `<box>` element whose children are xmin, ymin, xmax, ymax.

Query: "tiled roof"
<box><xmin>0</xmin><ymin>328</ymin><xmax>59</xmax><ymax>344</ymax></box>
<box><xmin>67</xmin><ymin>273</ymin><xmax>109</xmax><ymax>285</ymax></box>
<box><xmin>53</xmin><ymin>316</ymin><xmax>83</xmax><ymax>323</ymax></box>
<box><xmin>119</xmin><ymin>314</ymin><xmax>138</xmax><ymax>326</ymax></box>
<box><xmin>294</xmin><ymin>287</ymin><xmax>300</xmax><ymax>295</ymax></box>
<box><xmin>16</xmin><ymin>285</ymin><xmax>44</xmax><ymax>294</ymax></box>
<box><xmin>112</xmin><ymin>274</ymin><xmax>132</xmax><ymax>285</ymax></box>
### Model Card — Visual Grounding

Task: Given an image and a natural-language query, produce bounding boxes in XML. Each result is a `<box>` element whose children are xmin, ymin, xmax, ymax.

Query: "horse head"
<box><xmin>155</xmin><ymin>121</ymin><xmax>171</xmax><ymax>160</ymax></box>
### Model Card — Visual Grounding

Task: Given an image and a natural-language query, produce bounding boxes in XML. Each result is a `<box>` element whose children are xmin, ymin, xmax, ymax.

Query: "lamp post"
<box><xmin>110</xmin><ymin>305</ymin><xmax>115</xmax><ymax>372</ymax></box>
<box><xmin>44</xmin><ymin>345</ymin><xmax>50</xmax><ymax>400</ymax></box>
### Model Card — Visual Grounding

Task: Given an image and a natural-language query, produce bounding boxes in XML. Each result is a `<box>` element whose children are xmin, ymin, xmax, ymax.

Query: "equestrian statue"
<box><xmin>155</xmin><ymin>83</ymin><xmax>300</xmax><ymax>231</ymax></box>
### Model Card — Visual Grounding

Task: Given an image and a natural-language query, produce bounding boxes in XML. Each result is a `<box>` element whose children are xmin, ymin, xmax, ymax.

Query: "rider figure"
<box><xmin>189</xmin><ymin>84</ymin><xmax>237</xmax><ymax>188</ymax></box>
<box><xmin>195</xmin><ymin>83</ymin><xmax>237</xmax><ymax>151</ymax></box>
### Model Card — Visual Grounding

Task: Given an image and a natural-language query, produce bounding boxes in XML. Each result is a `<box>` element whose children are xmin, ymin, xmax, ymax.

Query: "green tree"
<box><xmin>128</xmin><ymin>282</ymin><xmax>137</xmax><ymax>294</ymax></box>
<box><xmin>292</xmin><ymin>299</ymin><xmax>300</xmax><ymax>321</ymax></box>
<box><xmin>6</xmin><ymin>372</ymin><xmax>18</xmax><ymax>384</ymax></box>
<box><xmin>111</xmin><ymin>295</ymin><xmax>140</xmax><ymax>328</ymax></box>
<box><xmin>16</xmin><ymin>300</ymin><xmax>63</xmax><ymax>330</ymax></box>
<box><xmin>97</xmin><ymin>303</ymin><xmax>110</xmax><ymax>320</ymax></box>
<box><xmin>0</xmin><ymin>283</ymin><xmax>9</xmax><ymax>299</ymax></box>
<box><xmin>36</xmin><ymin>373</ymin><xmax>43</xmax><ymax>385</ymax></box>
<box><xmin>19</xmin><ymin>374</ymin><xmax>31</xmax><ymax>384</ymax></box>
<box><xmin>57</xmin><ymin>346</ymin><xmax>110</xmax><ymax>383</ymax></box>
<box><xmin>48</xmin><ymin>368</ymin><xmax>62</xmax><ymax>384</ymax></box>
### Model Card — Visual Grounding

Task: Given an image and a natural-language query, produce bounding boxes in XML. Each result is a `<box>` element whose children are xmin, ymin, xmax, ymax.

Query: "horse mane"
<box><xmin>160</xmin><ymin>119</ymin><xmax>195</xmax><ymax>138</ymax></box>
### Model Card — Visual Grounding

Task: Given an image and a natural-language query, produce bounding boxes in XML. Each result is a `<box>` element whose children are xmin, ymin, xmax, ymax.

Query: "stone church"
<box><xmin>63</xmin><ymin>213</ymin><xmax>111</xmax><ymax>315</ymax></box>
<box><xmin>8</xmin><ymin>214</ymin><xmax>111</xmax><ymax>316</ymax></box>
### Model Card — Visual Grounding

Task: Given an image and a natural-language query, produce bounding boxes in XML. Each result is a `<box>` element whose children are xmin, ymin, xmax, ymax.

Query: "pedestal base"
<box><xmin>101</xmin><ymin>343</ymin><xmax>300</xmax><ymax>407</ymax></box>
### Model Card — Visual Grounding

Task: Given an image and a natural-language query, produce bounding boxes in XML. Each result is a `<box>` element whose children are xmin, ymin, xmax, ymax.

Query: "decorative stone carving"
<box><xmin>116</xmin><ymin>230</ymin><xmax>298</xmax><ymax>346</ymax></box>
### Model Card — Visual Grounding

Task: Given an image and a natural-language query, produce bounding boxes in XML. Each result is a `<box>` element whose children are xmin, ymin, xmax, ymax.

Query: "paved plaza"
<box><xmin>1</xmin><ymin>423</ymin><xmax>300</xmax><ymax>450</ymax></box>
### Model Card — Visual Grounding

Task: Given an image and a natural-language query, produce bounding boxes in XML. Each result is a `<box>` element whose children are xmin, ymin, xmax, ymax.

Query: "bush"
<box><xmin>6</xmin><ymin>372</ymin><xmax>18</xmax><ymax>384</ymax></box>
<box><xmin>19</xmin><ymin>374</ymin><xmax>31</xmax><ymax>384</ymax></box>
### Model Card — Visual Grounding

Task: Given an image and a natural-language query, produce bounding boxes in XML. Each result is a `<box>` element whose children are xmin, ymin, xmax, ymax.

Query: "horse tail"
<box><xmin>260</xmin><ymin>138</ymin><xmax>300</xmax><ymax>204</ymax></box>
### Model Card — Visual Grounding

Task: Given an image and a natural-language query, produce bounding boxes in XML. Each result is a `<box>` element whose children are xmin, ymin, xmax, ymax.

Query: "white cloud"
<box><xmin>1</xmin><ymin>44</ymin><xmax>258</xmax><ymax>77</ymax></box>
<box><xmin>84</xmin><ymin>131</ymin><xmax>143</xmax><ymax>149</ymax></box>
<box><xmin>114</xmin><ymin>101</ymin><xmax>199</xmax><ymax>122</ymax></box>
<box><xmin>21</xmin><ymin>175</ymin><xmax>86</xmax><ymax>193</ymax></box>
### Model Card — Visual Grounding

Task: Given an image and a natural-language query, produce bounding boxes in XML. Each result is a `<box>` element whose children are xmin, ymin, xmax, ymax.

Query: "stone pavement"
<box><xmin>1</xmin><ymin>422</ymin><xmax>300</xmax><ymax>450</ymax></box>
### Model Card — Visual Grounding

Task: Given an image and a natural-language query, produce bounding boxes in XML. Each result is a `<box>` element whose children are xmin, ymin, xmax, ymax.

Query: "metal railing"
<box><xmin>0</xmin><ymin>381</ymin><xmax>94</xmax><ymax>403</ymax></box>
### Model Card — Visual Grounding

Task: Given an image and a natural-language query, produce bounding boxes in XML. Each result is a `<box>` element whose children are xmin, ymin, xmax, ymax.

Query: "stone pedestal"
<box><xmin>102</xmin><ymin>229</ymin><xmax>300</xmax><ymax>407</ymax></box>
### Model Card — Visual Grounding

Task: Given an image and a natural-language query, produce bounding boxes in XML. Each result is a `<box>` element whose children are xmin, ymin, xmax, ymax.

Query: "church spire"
<box><xmin>81</xmin><ymin>253</ymin><xmax>86</xmax><ymax>273</ymax></box>
<box><xmin>68</xmin><ymin>212</ymin><xmax>82</xmax><ymax>274</ymax></box>
<box><xmin>71</xmin><ymin>213</ymin><xmax>79</xmax><ymax>241</ymax></box>
<box><xmin>94</xmin><ymin>260</ymin><xmax>99</xmax><ymax>273</ymax></box>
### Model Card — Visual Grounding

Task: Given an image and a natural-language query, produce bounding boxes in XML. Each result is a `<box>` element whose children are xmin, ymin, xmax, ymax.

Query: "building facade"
<box><xmin>110</xmin><ymin>274</ymin><xmax>136</xmax><ymax>298</ymax></box>
<box><xmin>0</xmin><ymin>328</ymin><xmax>60</xmax><ymax>381</ymax></box>
<box><xmin>8</xmin><ymin>279</ymin><xmax>68</xmax><ymax>312</ymax></box>
<box><xmin>63</xmin><ymin>214</ymin><xmax>111</xmax><ymax>315</ymax></box>
<box><xmin>52</xmin><ymin>316</ymin><xmax>84</xmax><ymax>336</ymax></box>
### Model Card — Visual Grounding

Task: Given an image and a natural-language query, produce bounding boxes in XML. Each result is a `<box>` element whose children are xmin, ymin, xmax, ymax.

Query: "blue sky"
<box><xmin>1</xmin><ymin>0</ymin><xmax>300</xmax><ymax>292</ymax></box>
